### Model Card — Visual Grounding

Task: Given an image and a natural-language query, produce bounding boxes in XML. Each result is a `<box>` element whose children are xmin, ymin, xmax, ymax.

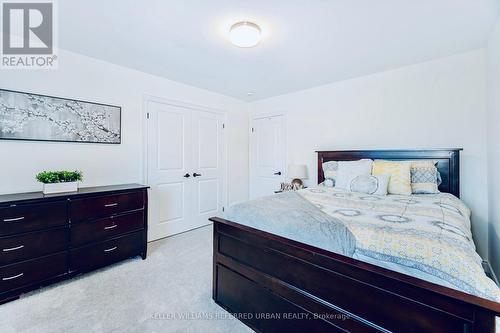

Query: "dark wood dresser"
<box><xmin>0</xmin><ymin>184</ymin><xmax>148</xmax><ymax>304</ymax></box>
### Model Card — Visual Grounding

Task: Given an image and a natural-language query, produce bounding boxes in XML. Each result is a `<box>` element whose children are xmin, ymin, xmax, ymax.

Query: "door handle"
<box><xmin>193</xmin><ymin>173</ymin><xmax>202</xmax><ymax>177</ymax></box>
<box><xmin>183</xmin><ymin>173</ymin><xmax>191</xmax><ymax>178</ymax></box>
<box><xmin>274</xmin><ymin>171</ymin><xmax>282</xmax><ymax>176</ymax></box>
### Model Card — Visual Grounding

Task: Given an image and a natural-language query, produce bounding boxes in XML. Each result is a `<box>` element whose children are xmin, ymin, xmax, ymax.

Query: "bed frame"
<box><xmin>210</xmin><ymin>149</ymin><xmax>500</xmax><ymax>332</ymax></box>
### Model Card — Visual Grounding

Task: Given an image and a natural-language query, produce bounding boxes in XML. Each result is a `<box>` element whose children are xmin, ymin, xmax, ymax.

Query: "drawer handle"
<box><xmin>2</xmin><ymin>245</ymin><xmax>24</xmax><ymax>252</ymax></box>
<box><xmin>2</xmin><ymin>273</ymin><xmax>24</xmax><ymax>281</ymax></box>
<box><xmin>104</xmin><ymin>224</ymin><xmax>117</xmax><ymax>230</ymax></box>
<box><xmin>3</xmin><ymin>217</ymin><xmax>25</xmax><ymax>222</ymax></box>
<box><xmin>104</xmin><ymin>203</ymin><xmax>118</xmax><ymax>207</ymax></box>
<box><xmin>104</xmin><ymin>246</ymin><xmax>118</xmax><ymax>252</ymax></box>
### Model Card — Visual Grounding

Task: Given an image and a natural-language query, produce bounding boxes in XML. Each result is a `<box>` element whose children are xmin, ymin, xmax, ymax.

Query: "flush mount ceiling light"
<box><xmin>229</xmin><ymin>21</ymin><xmax>261</xmax><ymax>48</ymax></box>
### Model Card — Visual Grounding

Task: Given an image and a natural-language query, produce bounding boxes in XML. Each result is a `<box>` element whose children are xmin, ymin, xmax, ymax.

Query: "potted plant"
<box><xmin>36</xmin><ymin>170</ymin><xmax>83</xmax><ymax>194</ymax></box>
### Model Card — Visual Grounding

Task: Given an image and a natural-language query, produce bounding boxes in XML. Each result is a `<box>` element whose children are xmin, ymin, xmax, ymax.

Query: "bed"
<box><xmin>210</xmin><ymin>149</ymin><xmax>500</xmax><ymax>332</ymax></box>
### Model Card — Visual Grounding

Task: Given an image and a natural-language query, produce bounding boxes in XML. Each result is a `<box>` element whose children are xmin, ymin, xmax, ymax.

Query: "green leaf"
<box><xmin>35</xmin><ymin>170</ymin><xmax>83</xmax><ymax>184</ymax></box>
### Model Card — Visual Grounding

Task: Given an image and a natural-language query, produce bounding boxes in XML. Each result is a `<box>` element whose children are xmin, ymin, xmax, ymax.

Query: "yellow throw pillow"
<box><xmin>372</xmin><ymin>160</ymin><xmax>412</xmax><ymax>195</ymax></box>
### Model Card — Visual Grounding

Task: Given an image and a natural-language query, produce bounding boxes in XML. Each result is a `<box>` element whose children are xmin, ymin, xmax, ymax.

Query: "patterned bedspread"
<box><xmin>299</xmin><ymin>186</ymin><xmax>500</xmax><ymax>301</ymax></box>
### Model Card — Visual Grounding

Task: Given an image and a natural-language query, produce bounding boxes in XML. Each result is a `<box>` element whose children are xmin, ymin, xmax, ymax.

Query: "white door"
<box><xmin>146</xmin><ymin>99</ymin><xmax>226</xmax><ymax>241</ymax></box>
<box><xmin>250</xmin><ymin>115</ymin><xmax>285</xmax><ymax>198</ymax></box>
<box><xmin>191</xmin><ymin>110</ymin><xmax>226</xmax><ymax>227</ymax></box>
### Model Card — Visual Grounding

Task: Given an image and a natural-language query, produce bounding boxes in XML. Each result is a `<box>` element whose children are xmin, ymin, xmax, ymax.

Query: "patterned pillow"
<box><xmin>410</xmin><ymin>160</ymin><xmax>440</xmax><ymax>194</ymax></box>
<box><xmin>322</xmin><ymin>161</ymin><xmax>338</xmax><ymax>186</ymax></box>
<box><xmin>349</xmin><ymin>174</ymin><xmax>390</xmax><ymax>195</ymax></box>
<box><xmin>372</xmin><ymin>160</ymin><xmax>412</xmax><ymax>195</ymax></box>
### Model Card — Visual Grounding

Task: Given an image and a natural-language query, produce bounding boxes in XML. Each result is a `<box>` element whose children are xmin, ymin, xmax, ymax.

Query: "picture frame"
<box><xmin>0</xmin><ymin>88</ymin><xmax>121</xmax><ymax>144</ymax></box>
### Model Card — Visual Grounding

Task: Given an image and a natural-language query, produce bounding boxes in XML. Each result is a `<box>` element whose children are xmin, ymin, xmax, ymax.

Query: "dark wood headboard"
<box><xmin>317</xmin><ymin>149</ymin><xmax>462</xmax><ymax>197</ymax></box>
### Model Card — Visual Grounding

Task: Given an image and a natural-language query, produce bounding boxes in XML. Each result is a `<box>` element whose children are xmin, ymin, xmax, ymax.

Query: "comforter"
<box><xmin>299</xmin><ymin>186</ymin><xmax>500</xmax><ymax>301</ymax></box>
<box><xmin>224</xmin><ymin>191</ymin><xmax>356</xmax><ymax>257</ymax></box>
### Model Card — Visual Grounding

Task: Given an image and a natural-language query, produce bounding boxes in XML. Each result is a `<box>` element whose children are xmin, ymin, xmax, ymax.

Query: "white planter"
<box><xmin>43</xmin><ymin>182</ymin><xmax>78</xmax><ymax>194</ymax></box>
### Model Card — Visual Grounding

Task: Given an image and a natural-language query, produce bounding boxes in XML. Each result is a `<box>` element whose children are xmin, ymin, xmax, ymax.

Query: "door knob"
<box><xmin>274</xmin><ymin>171</ymin><xmax>282</xmax><ymax>176</ymax></box>
<box><xmin>183</xmin><ymin>173</ymin><xmax>191</xmax><ymax>178</ymax></box>
<box><xmin>193</xmin><ymin>173</ymin><xmax>202</xmax><ymax>177</ymax></box>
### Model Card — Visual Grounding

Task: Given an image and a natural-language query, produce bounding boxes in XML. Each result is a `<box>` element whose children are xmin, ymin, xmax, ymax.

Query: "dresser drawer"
<box><xmin>70</xmin><ymin>232</ymin><xmax>143</xmax><ymax>273</ymax></box>
<box><xmin>0</xmin><ymin>228</ymin><xmax>69</xmax><ymax>266</ymax></box>
<box><xmin>70</xmin><ymin>191</ymin><xmax>144</xmax><ymax>223</ymax></box>
<box><xmin>0</xmin><ymin>201</ymin><xmax>67</xmax><ymax>236</ymax></box>
<box><xmin>0</xmin><ymin>252</ymin><xmax>67</xmax><ymax>293</ymax></box>
<box><xmin>71</xmin><ymin>211</ymin><xmax>144</xmax><ymax>247</ymax></box>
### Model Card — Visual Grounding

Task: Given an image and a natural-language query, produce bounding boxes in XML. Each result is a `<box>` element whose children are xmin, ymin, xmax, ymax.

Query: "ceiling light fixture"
<box><xmin>229</xmin><ymin>21</ymin><xmax>261</xmax><ymax>48</ymax></box>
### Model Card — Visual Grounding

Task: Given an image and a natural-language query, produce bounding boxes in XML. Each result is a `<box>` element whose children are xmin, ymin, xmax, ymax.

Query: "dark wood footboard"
<box><xmin>211</xmin><ymin>217</ymin><xmax>500</xmax><ymax>333</ymax></box>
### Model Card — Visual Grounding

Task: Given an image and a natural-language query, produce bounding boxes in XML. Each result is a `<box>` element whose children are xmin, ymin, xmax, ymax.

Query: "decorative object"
<box><xmin>279</xmin><ymin>182</ymin><xmax>293</xmax><ymax>192</ymax></box>
<box><xmin>229</xmin><ymin>21</ymin><xmax>261</xmax><ymax>47</ymax></box>
<box><xmin>322</xmin><ymin>161</ymin><xmax>338</xmax><ymax>186</ymax></box>
<box><xmin>349</xmin><ymin>174</ymin><xmax>390</xmax><ymax>195</ymax></box>
<box><xmin>0</xmin><ymin>89</ymin><xmax>121</xmax><ymax>144</ymax></box>
<box><xmin>288</xmin><ymin>164</ymin><xmax>308</xmax><ymax>190</ymax></box>
<box><xmin>410</xmin><ymin>160</ymin><xmax>441</xmax><ymax>194</ymax></box>
<box><xmin>334</xmin><ymin>159</ymin><xmax>373</xmax><ymax>189</ymax></box>
<box><xmin>36</xmin><ymin>170</ymin><xmax>83</xmax><ymax>194</ymax></box>
<box><xmin>372</xmin><ymin>160</ymin><xmax>412</xmax><ymax>195</ymax></box>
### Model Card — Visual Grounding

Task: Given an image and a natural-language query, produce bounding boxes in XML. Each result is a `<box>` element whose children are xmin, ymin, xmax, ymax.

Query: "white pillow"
<box><xmin>322</xmin><ymin>161</ymin><xmax>338</xmax><ymax>186</ymax></box>
<box><xmin>323</xmin><ymin>178</ymin><xmax>335</xmax><ymax>187</ymax></box>
<box><xmin>349</xmin><ymin>174</ymin><xmax>390</xmax><ymax>195</ymax></box>
<box><xmin>335</xmin><ymin>159</ymin><xmax>373</xmax><ymax>189</ymax></box>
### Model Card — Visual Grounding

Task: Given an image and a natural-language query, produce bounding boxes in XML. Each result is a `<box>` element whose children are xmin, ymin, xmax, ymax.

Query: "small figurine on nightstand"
<box><xmin>278</xmin><ymin>182</ymin><xmax>293</xmax><ymax>192</ymax></box>
<box><xmin>275</xmin><ymin>165</ymin><xmax>309</xmax><ymax>193</ymax></box>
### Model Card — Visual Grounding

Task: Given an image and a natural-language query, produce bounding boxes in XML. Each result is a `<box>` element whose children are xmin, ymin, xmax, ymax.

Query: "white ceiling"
<box><xmin>59</xmin><ymin>1</ymin><xmax>500</xmax><ymax>101</ymax></box>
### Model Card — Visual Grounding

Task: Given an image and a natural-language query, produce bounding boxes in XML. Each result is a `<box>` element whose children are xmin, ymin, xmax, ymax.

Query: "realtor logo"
<box><xmin>1</xmin><ymin>1</ymin><xmax>57</xmax><ymax>68</ymax></box>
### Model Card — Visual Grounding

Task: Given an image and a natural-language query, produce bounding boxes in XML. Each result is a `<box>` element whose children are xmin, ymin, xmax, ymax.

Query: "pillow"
<box><xmin>410</xmin><ymin>160</ymin><xmax>440</xmax><ymax>194</ymax></box>
<box><xmin>349</xmin><ymin>174</ymin><xmax>390</xmax><ymax>195</ymax></box>
<box><xmin>323</xmin><ymin>178</ymin><xmax>335</xmax><ymax>187</ymax></box>
<box><xmin>335</xmin><ymin>159</ymin><xmax>373</xmax><ymax>189</ymax></box>
<box><xmin>372</xmin><ymin>160</ymin><xmax>412</xmax><ymax>195</ymax></box>
<box><xmin>322</xmin><ymin>161</ymin><xmax>338</xmax><ymax>186</ymax></box>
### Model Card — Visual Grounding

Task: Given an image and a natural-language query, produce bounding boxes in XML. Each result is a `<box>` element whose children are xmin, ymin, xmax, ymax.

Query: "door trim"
<box><xmin>143</xmin><ymin>95</ymin><xmax>228</xmax><ymax>241</ymax></box>
<box><xmin>249</xmin><ymin>112</ymin><xmax>287</xmax><ymax>199</ymax></box>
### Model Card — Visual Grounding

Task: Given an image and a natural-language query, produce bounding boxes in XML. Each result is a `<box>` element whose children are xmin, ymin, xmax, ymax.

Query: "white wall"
<box><xmin>487</xmin><ymin>17</ymin><xmax>500</xmax><ymax>277</ymax></box>
<box><xmin>0</xmin><ymin>49</ymin><xmax>249</xmax><ymax>206</ymax></box>
<box><xmin>250</xmin><ymin>50</ymin><xmax>490</xmax><ymax>258</ymax></box>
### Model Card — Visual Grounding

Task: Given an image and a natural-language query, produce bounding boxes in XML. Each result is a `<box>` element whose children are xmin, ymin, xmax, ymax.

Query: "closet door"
<box><xmin>146</xmin><ymin>99</ymin><xmax>226</xmax><ymax>241</ymax></box>
<box><xmin>191</xmin><ymin>110</ymin><xmax>226</xmax><ymax>229</ymax></box>
<box><xmin>146</xmin><ymin>101</ymin><xmax>192</xmax><ymax>241</ymax></box>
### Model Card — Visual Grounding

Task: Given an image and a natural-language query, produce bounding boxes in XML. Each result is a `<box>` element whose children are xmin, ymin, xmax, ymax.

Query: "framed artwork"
<box><xmin>0</xmin><ymin>89</ymin><xmax>121</xmax><ymax>144</ymax></box>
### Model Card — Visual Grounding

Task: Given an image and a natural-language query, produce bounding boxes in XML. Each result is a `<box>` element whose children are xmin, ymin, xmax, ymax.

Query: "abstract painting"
<box><xmin>0</xmin><ymin>89</ymin><xmax>121</xmax><ymax>143</ymax></box>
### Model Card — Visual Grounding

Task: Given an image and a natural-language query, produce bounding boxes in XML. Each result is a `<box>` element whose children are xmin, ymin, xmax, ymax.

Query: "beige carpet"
<box><xmin>0</xmin><ymin>225</ymin><xmax>252</xmax><ymax>333</ymax></box>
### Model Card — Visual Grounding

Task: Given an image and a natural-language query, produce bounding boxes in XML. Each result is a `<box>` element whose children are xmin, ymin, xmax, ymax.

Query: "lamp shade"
<box><xmin>288</xmin><ymin>164</ymin><xmax>308</xmax><ymax>179</ymax></box>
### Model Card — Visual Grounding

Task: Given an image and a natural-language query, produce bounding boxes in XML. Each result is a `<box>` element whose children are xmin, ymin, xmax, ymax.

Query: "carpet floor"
<box><xmin>0</xmin><ymin>225</ymin><xmax>252</xmax><ymax>333</ymax></box>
